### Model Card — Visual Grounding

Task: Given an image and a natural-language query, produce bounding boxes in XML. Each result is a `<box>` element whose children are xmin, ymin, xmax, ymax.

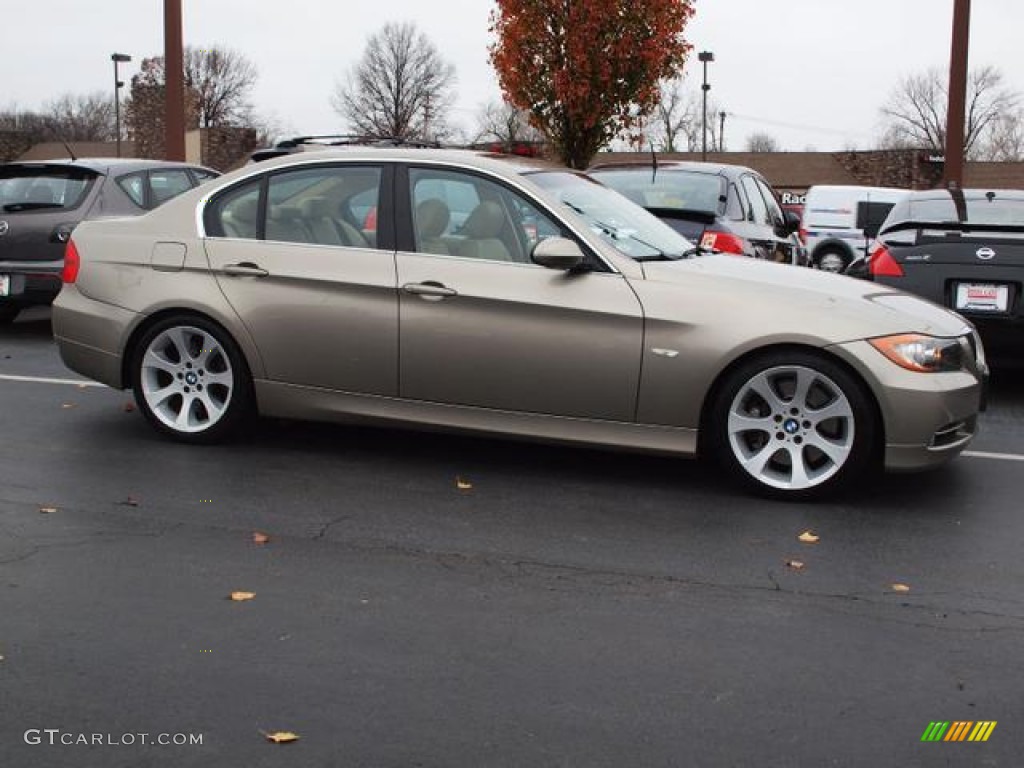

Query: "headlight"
<box><xmin>869</xmin><ymin>333</ymin><xmax>965</xmax><ymax>373</ymax></box>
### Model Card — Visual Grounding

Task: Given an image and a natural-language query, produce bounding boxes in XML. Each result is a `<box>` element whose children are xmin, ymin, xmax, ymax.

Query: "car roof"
<box><xmin>236</xmin><ymin>146</ymin><xmax>566</xmax><ymax>177</ymax></box>
<box><xmin>903</xmin><ymin>187</ymin><xmax>1024</xmax><ymax>201</ymax></box>
<box><xmin>1</xmin><ymin>158</ymin><xmax>217</xmax><ymax>176</ymax></box>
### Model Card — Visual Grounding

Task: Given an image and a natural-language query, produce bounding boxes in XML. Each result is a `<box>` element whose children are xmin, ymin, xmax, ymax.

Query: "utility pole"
<box><xmin>699</xmin><ymin>51</ymin><xmax>714</xmax><ymax>161</ymax></box>
<box><xmin>944</xmin><ymin>0</ymin><xmax>971</xmax><ymax>189</ymax></box>
<box><xmin>164</xmin><ymin>0</ymin><xmax>186</xmax><ymax>161</ymax></box>
<box><xmin>719</xmin><ymin>111</ymin><xmax>727</xmax><ymax>152</ymax></box>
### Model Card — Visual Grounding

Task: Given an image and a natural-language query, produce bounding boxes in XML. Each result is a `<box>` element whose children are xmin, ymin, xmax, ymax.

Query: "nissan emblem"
<box><xmin>976</xmin><ymin>247</ymin><xmax>996</xmax><ymax>260</ymax></box>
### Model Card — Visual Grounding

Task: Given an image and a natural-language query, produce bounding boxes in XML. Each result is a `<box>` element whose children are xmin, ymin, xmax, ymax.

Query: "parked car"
<box><xmin>53</xmin><ymin>148</ymin><xmax>986</xmax><ymax>499</ymax></box>
<box><xmin>0</xmin><ymin>158</ymin><xmax>219</xmax><ymax>322</ymax></box>
<box><xmin>587</xmin><ymin>160</ymin><xmax>804</xmax><ymax>265</ymax></box>
<box><xmin>860</xmin><ymin>187</ymin><xmax>1023</xmax><ymax>364</ymax></box>
<box><xmin>801</xmin><ymin>184</ymin><xmax>909</xmax><ymax>272</ymax></box>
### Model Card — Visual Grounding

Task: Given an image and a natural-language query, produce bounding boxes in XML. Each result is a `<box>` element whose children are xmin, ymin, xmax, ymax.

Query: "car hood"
<box><xmin>638</xmin><ymin>255</ymin><xmax>972</xmax><ymax>340</ymax></box>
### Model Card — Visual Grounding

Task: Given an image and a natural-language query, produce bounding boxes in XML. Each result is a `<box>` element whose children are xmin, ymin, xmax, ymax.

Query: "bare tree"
<box><xmin>745</xmin><ymin>132</ymin><xmax>780</xmax><ymax>153</ymax></box>
<box><xmin>129</xmin><ymin>45</ymin><xmax>259</xmax><ymax>128</ymax></box>
<box><xmin>0</xmin><ymin>93</ymin><xmax>114</xmax><ymax>142</ymax></box>
<box><xmin>472</xmin><ymin>100</ymin><xmax>543</xmax><ymax>147</ymax></box>
<box><xmin>879</xmin><ymin>65</ymin><xmax>1020</xmax><ymax>158</ymax></box>
<box><xmin>982</xmin><ymin>111</ymin><xmax>1024</xmax><ymax>161</ymax></box>
<box><xmin>333</xmin><ymin>21</ymin><xmax>456</xmax><ymax>142</ymax></box>
<box><xmin>639</xmin><ymin>78</ymin><xmax>723</xmax><ymax>153</ymax></box>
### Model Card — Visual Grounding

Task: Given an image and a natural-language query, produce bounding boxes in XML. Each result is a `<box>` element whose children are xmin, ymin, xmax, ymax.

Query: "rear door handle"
<box><xmin>402</xmin><ymin>281</ymin><xmax>458</xmax><ymax>300</ymax></box>
<box><xmin>222</xmin><ymin>262</ymin><xmax>269</xmax><ymax>278</ymax></box>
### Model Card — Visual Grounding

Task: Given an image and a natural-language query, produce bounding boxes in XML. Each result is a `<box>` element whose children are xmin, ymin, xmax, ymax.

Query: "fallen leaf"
<box><xmin>891</xmin><ymin>583</ymin><xmax>911</xmax><ymax>593</ymax></box>
<box><xmin>122</xmin><ymin>402</ymin><xmax>136</xmax><ymax>413</ymax></box>
<box><xmin>785</xmin><ymin>559</ymin><xmax>805</xmax><ymax>571</ymax></box>
<box><xmin>229</xmin><ymin>591</ymin><xmax>256</xmax><ymax>602</ymax></box>
<box><xmin>38</xmin><ymin>506</ymin><xmax>58</xmax><ymax>514</ymax></box>
<box><xmin>456</xmin><ymin>477</ymin><xmax>473</xmax><ymax>491</ymax></box>
<box><xmin>119</xmin><ymin>496</ymin><xmax>140</xmax><ymax>507</ymax></box>
<box><xmin>798</xmin><ymin>530</ymin><xmax>820</xmax><ymax>544</ymax></box>
<box><xmin>61</xmin><ymin>403</ymin><xmax>77</xmax><ymax>409</ymax></box>
<box><xmin>252</xmin><ymin>531</ymin><xmax>270</xmax><ymax>545</ymax></box>
<box><xmin>262</xmin><ymin>730</ymin><xmax>299</xmax><ymax>744</ymax></box>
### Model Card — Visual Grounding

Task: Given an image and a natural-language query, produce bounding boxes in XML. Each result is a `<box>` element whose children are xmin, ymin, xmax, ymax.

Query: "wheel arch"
<box><xmin>121</xmin><ymin>307</ymin><xmax>258</xmax><ymax>394</ymax></box>
<box><xmin>696</xmin><ymin>342</ymin><xmax>885</xmax><ymax>460</ymax></box>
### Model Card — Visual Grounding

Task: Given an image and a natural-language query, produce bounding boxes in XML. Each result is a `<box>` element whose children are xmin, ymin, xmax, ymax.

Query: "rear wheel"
<box><xmin>708</xmin><ymin>351</ymin><xmax>877</xmax><ymax>499</ymax></box>
<box><xmin>131</xmin><ymin>315</ymin><xmax>253</xmax><ymax>443</ymax></box>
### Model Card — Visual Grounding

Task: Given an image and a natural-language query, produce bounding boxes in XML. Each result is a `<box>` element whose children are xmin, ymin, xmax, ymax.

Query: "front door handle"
<box><xmin>402</xmin><ymin>281</ymin><xmax>458</xmax><ymax>300</ymax></box>
<box><xmin>222</xmin><ymin>262</ymin><xmax>269</xmax><ymax>278</ymax></box>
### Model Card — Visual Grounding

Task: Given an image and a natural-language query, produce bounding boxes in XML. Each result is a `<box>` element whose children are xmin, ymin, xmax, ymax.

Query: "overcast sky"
<box><xmin>3</xmin><ymin>0</ymin><xmax>1023</xmax><ymax>152</ymax></box>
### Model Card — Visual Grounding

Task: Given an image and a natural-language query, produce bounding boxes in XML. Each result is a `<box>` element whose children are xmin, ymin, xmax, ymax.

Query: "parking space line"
<box><xmin>963</xmin><ymin>450</ymin><xmax>1024</xmax><ymax>463</ymax></box>
<box><xmin>0</xmin><ymin>373</ymin><xmax>105</xmax><ymax>388</ymax></box>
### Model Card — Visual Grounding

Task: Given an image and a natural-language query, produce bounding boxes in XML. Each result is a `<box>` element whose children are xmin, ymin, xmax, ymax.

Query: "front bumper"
<box><xmin>829</xmin><ymin>339</ymin><xmax>985</xmax><ymax>472</ymax></box>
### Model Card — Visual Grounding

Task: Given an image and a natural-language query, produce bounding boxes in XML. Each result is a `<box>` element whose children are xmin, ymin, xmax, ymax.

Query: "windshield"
<box><xmin>527</xmin><ymin>170</ymin><xmax>695</xmax><ymax>260</ymax></box>
<box><xmin>0</xmin><ymin>166</ymin><xmax>97</xmax><ymax>212</ymax></box>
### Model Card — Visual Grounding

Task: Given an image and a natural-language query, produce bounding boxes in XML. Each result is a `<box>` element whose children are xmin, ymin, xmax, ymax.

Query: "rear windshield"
<box><xmin>0</xmin><ymin>166</ymin><xmax>98</xmax><ymax>212</ymax></box>
<box><xmin>591</xmin><ymin>169</ymin><xmax>725</xmax><ymax>214</ymax></box>
<box><xmin>888</xmin><ymin>194</ymin><xmax>1024</xmax><ymax>227</ymax></box>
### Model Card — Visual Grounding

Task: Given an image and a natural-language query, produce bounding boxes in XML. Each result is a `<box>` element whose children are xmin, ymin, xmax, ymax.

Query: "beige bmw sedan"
<box><xmin>52</xmin><ymin>148</ymin><xmax>987</xmax><ymax>499</ymax></box>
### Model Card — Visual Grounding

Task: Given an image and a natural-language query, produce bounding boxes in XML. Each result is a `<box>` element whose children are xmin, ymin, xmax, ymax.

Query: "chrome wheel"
<box><xmin>725</xmin><ymin>365</ymin><xmax>856</xmax><ymax>492</ymax></box>
<box><xmin>139</xmin><ymin>325</ymin><xmax>235</xmax><ymax>434</ymax></box>
<box><xmin>817</xmin><ymin>251</ymin><xmax>846</xmax><ymax>273</ymax></box>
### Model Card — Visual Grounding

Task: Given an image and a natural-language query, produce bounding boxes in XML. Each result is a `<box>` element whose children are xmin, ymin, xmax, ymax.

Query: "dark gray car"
<box><xmin>0</xmin><ymin>158</ymin><xmax>218</xmax><ymax>322</ymax></box>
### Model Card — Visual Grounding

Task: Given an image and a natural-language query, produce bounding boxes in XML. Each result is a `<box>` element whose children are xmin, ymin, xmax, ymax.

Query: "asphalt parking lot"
<box><xmin>1</xmin><ymin>307</ymin><xmax>1022</xmax><ymax>767</ymax></box>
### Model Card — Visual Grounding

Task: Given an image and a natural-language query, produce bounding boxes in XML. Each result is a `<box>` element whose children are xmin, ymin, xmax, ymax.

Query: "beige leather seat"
<box><xmin>299</xmin><ymin>197</ymin><xmax>345</xmax><ymax>246</ymax></box>
<box><xmin>415</xmin><ymin>198</ymin><xmax>451</xmax><ymax>255</ymax></box>
<box><xmin>221</xmin><ymin>196</ymin><xmax>260</xmax><ymax>239</ymax></box>
<box><xmin>456</xmin><ymin>200</ymin><xmax>514</xmax><ymax>262</ymax></box>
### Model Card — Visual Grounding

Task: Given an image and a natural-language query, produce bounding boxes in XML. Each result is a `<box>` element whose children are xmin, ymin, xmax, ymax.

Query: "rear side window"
<box><xmin>117</xmin><ymin>173</ymin><xmax>147</xmax><ymax>208</ymax></box>
<box><xmin>0</xmin><ymin>166</ymin><xmax>96</xmax><ymax>212</ymax></box>
<box><xmin>150</xmin><ymin>169</ymin><xmax>195</xmax><ymax>206</ymax></box>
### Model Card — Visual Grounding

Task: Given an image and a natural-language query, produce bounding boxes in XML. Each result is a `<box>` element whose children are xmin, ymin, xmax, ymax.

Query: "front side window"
<box><xmin>409</xmin><ymin>168</ymin><xmax>567</xmax><ymax>263</ymax></box>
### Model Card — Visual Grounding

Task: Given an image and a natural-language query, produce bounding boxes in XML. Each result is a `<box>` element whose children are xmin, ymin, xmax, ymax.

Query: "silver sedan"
<box><xmin>53</xmin><ymin>148</ymin><xmax>987</xmax><ymax>499</ymax></box>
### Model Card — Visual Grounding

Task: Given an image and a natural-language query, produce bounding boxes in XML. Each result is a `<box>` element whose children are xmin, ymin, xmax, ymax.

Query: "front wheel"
<box><xmin>708</xmin><ymin>352</ymin><xmax>878</xmax><ymax>499</ymax></box>
<box><xmin>815</xmin><ymin>249</ymin><xmax>848</xmax><ymax>273</ymax></box>
<box><xmin>131</xmin><ymin>315</ymin><xmax>253</xmax><ymax>443</ymax></box>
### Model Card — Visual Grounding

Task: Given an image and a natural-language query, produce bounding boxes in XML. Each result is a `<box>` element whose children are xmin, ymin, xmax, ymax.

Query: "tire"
<box><xmin>815</xmin><ymin>249</ymin><xmax>848</xmax><ymax>273</ymax></box>
<box><xmin>131</xmin><ymin>315</ymin><xmax>254</xmax><ymax>443</ymax></box>
<box><xmin>0</xmin><ymin>305</ymin><xmax>21</xmax><ymax>324</ymax></box>
<box><xmin>708</xmin><ymin>351</ymin><xmax>878</xmax><ymax>500</ymax></box>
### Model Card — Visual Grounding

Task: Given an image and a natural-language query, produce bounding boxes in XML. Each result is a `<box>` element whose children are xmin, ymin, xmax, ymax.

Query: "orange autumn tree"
<box><xmin>489</xmin><ymin>0</ymin><xmax>695</xmax><ymax>169</ymax></box>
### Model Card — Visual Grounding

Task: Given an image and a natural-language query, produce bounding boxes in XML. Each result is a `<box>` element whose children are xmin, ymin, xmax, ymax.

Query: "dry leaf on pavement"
<box><xmin>38</xmin><ymin>506</ymin><xmax>58</xmax><ymax>514</ymax></box>
<box><xmin>262</xmin><ymin>730</ymin><xmax>299</xmax><ymax>744</ymax></box>
<box><xmin>252</xmin><ymin>531</ymin><xmax>270</xmax><ymax>545</ymax></box>
<box><xmin>61</xmin><ymin>403</ymin><xmax>76</xmax><ymax>409</ymax></box>
<box><xmin>785</xmin><ymin>559</ymin><xmax>805</xmax><ymax>571</ymax></box>
<box><xmin>891</xmin><ymin>583</ymin><xmax>911</xmax><ymax>593</ymax></box>
<box><xmin>456</xmin><ymin>477</ymin><xmax>473</xmax><ymax>490</ymax></box>
<box><xmin>798</xmin><ymin>531</ymin><xmax>820</xmax><ymax>544</ymax></box>
<box><xmin>122</xmin><ymin>402</ymin><xmax>136</xmax><ymax>412</ymax></box>
<box><xmin>229</xmin><ymin>591</ymin><xmax>256</xmax><ymax>602</ymax></box>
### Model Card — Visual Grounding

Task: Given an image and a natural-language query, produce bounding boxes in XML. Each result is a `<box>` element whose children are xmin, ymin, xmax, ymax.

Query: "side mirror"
<box><xmin>779</xmin><ymin>209</ymin><xmax>801</xmax><ymax>236</ymax></box>
<box><xmin>531</xmin><ymin>236</ymin><xmax>586</xmax><ymax>271</ymax></box>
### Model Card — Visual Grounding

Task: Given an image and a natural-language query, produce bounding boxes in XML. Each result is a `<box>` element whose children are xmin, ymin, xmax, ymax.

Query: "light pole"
<box><xmin>698</xmin><ymin>51</ymin><xmax>714</xmax><ymax>161</ymax></box>
<box><xmin>944</xmin><ymin>0</ymin><xmax>971</xmax><ymax>189</ymax></box>
<box><xmin>111</xmin><ymin>53</ymin><xmax>132</xmax><ymax>158</ymax></box>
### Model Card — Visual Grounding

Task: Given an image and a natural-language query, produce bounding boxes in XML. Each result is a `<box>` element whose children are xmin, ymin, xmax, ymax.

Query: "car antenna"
<box><xmin>62</xmin><ymin>141</ymin><xmax>77</xmax><ymax>161</ymax></box>
<box><xmin>650</xmin><ymin>141</ymin><xmax>658</xmax><ymax>183</ymax></box>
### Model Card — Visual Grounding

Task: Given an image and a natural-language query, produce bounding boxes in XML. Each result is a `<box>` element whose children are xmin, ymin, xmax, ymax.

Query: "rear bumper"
<box><xmin>52</xmin><ymin>285</ymin><xmax>136</xmax><ymax>389</ymax></box>
<box><xmin>0</xmin><ymin>259</ymin><xmax>62</xmax><ymax>306</ymax></box>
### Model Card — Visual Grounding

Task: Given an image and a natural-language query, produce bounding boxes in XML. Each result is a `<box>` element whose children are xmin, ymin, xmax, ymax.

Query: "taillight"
<box><xmin>700</xmin><ymin>230</ymin><xmax>747</xmax><ymax>255</ymax></box>
<box><xmin>868</xmin><ymin>243</ymin><xmax>904</xmax><ymax>277</ymax></box>
<box><xmin>62</xmin><ymin>238</ymin><xmax>80</xmax><ymax>284</ymax></box>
